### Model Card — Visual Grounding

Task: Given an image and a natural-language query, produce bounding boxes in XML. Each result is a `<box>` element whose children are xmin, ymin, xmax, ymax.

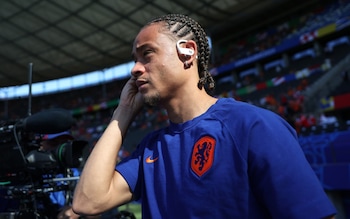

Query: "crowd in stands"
<box><xmin>213</xmin><ymin>0</ymin><xmax>350</xmax><ymax>66</ymax></box>
<box><xmin>1</xmin><ymin>0</ymin><xmax>350</xmax><ymax>151</ymax></box>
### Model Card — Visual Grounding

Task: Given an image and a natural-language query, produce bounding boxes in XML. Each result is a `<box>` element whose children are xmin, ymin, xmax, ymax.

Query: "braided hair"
<box><xmin>146</xmin><ymin>14</ymin><xmax>215</xmax><ymax>91</ymax></box>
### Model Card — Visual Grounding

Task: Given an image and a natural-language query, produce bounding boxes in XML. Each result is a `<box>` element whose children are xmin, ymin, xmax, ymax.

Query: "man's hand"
<box><xmin>57</xmin><ymin>205</ymin><xmax>80</xmax><ymax>219</ymax></box>
<box><xmin>57</xmin><ymin>205</ymin><xmax>101</xmax><ymax>219</ymax></box>
<box><xmin>118</xmin><ymin>76</ymin><xmax>144</xmax><ymax>117</ymax></box>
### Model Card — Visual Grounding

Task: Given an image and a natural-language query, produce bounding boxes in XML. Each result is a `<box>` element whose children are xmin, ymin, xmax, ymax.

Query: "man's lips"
<box><xmin>136</xmin><ymin>79</ymin><xmax>148</xmax><ymax>89</ymax></box>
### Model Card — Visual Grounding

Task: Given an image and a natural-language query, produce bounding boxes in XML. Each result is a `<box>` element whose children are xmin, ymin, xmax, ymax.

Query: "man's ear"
<box><xmin>176</xmin><ymin>40</ymin><xmax>197</xmax><ymax>66</ymax></box>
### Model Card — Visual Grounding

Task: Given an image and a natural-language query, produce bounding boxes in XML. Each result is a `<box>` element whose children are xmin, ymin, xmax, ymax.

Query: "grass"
<box><xmin>118</xmin><ymin>202</ymin><xmax>142</xmax><ymax>219</ymax></box>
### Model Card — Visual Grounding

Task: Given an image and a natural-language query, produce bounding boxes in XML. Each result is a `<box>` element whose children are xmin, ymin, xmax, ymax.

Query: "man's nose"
<box><xmin>131</xmin><ymin>62</ymin><xmax>145</xmax><ymax>77</ymax></box>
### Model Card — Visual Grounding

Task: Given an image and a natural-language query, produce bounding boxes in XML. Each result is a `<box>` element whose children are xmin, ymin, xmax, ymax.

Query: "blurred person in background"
<box><xmin>39</xmin><ymin>131</ymin><xmax>86</xmax><ymax>219</ymax></box>
<box><xmin>40</xmin><ymin>131</ymin><xmax>100</xmax><ymax>219</ymax></box>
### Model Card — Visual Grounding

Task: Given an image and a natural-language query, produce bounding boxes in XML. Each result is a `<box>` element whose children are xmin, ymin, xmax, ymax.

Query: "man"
<box><xmin>39</xmin><ymin>131</ymin><xmax>83</xmax><ymax>219</ymax></box>
<box><xmin>41</xmin><ymin>131</ymin><xmax>104</xmax><ymax>219</ymax></box>
<box><xmin>73</xmin><ymin>14</ymin><xmax>336</xmax><ymax>218</ymax></box>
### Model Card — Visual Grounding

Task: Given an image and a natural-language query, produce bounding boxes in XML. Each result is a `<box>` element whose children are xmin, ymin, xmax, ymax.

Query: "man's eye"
<box><xmin>143</xmin><ymin>50</ymin><xmax>153</xmax><ymax>56</ymax></box>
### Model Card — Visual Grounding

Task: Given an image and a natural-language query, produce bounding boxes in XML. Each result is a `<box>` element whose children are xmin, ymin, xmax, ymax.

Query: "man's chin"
<box><xmin>144</xmin><ymin>94</ymin><xmax>160</xmax><ymax>106</ymax></box>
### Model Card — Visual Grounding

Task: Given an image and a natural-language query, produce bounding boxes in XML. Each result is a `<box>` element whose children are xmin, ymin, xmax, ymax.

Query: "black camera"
<box><xmin>25</xmin><ymin>139</ymin><xmax>87</xmax><ymax>171</ymax></box>
<box><xmin>0</xmin><ymin>109</ymin><xmax>85</xmax><ymax>179</ymax></box>
<box><xmin>0</xmin><ymin>109</ymin><xmax>87</xmax><ymax>218</ymax></box>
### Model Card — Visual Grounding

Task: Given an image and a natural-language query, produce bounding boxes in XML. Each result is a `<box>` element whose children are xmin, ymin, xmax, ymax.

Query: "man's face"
<box><xmin>131</xmin><ymin>23</ymin><xmax>189</xmax><ymax>106</ymax></box>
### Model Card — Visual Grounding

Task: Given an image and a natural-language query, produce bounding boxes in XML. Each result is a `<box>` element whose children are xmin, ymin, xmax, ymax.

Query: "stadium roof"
<box><xmin>0</xmin><ymin>0</ymin><xmax>314</xmax><ymax>88</ymax></box>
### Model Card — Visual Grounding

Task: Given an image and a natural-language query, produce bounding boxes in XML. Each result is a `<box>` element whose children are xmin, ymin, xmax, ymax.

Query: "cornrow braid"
<box><xmin>147</xmin><ymin>14</ymin><xmax>215</xmax><ymax>91</ymax></box>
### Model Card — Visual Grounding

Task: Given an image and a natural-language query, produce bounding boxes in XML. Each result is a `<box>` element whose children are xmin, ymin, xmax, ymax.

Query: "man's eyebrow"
<box><xmin>131</xmin><ymin>43</ymin><xmax>152</xmax><ymax>60</ymax></box>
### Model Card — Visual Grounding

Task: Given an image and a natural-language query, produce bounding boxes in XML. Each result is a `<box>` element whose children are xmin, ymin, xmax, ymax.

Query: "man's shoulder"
<box><xmin>211</xmin><ymin>98</ymin><xmax>282</xmax><ymax>125</ymax></box>
<box><xmin>212</xmin><ymin>98</ymin><xmax>261</xmax><ymax>116</ymax></box>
